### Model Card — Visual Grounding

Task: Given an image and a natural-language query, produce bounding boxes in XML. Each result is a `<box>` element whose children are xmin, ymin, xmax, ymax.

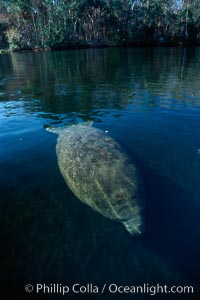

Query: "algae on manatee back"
<box><xmin>47</xmin><ymin>123</ymin><xmax>145</xmax><ymax>235</ymax></box>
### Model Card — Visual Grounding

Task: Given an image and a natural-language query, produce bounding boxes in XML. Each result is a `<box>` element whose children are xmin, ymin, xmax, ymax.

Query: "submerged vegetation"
<box><xmin>0</xmin><ymin>0</ymin><xmax>200</xmax><ymax>50</ymax></box>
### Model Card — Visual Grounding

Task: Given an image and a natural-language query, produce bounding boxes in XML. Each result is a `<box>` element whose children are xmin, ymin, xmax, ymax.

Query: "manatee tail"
<box><xmin>122</xmin><ymin>217</ymin><xmax>144</xmax><ymax>236</ymax></box>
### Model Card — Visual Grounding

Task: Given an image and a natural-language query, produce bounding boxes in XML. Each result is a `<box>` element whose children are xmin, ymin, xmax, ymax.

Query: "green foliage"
<box><xmin>1</xmin><ymin>0</ymin><xmax>200</xmax><ymax>50</ymax></box>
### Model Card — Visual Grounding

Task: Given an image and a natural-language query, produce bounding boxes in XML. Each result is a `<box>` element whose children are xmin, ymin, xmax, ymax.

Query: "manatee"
<box><xmin>47</xmin><ymin>123</ymin><xmax>144</xmax><ymax>235</ymax></box>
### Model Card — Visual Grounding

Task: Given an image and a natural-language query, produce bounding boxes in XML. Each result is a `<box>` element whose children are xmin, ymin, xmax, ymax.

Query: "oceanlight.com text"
<box><xmin>25</xmin><ymin>283</ymin><xmax>195</xmax><ymax>296</ymax></box>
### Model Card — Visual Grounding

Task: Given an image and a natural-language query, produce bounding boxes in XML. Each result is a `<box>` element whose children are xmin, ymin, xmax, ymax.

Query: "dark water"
<box><xmin>0</xmin><ymin>48</ymin><xmax>200</xmax><ymax>298</ymax></box>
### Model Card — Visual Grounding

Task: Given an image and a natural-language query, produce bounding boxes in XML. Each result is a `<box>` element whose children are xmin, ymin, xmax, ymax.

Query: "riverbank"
<box><xmin>1</xmin><ymin>0</ymin><xmax>200</xmax><ymax>56</ymax></box>
<box><xmin>1</xmin><ymin>41</ymin><xmax>199</xmax><ymax>55</ymax></box>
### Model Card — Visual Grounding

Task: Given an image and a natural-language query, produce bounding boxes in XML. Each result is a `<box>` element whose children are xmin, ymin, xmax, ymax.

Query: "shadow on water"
<box><xmin>140</xmin><ymin>162</ymin><xmax>200</xmax><ymax>281</ymax></box>
<box><xmin>113</xmin><ymin>138</ymin><xmax>200</xmax><ymax>285</ymax></box>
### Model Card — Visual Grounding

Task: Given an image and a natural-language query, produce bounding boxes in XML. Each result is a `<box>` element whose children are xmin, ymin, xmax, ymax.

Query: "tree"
<box><xmin>1</xmin><ymin>0</ymin><xmax>199</xmax><ymax>50</ymax></box>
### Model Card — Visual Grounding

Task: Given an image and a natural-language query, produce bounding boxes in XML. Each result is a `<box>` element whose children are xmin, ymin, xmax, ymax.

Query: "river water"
<box><xmin>0</xmin><ymin>48</ymin><xmax>200</xmax><ymax>298</ymax></box>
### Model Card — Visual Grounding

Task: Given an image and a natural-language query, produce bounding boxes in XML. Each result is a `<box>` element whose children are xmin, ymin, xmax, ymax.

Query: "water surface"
<box><xmin>0</xmin><ymin>48</ymin><xmax>200</xmax><ymax>298</ymax></box>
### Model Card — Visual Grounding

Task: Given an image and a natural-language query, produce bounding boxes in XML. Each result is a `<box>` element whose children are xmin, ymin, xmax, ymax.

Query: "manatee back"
<box><xmin>56</xmin><ymin>125</ymin><xmax>144</xmax><ymax>235</ymax></box>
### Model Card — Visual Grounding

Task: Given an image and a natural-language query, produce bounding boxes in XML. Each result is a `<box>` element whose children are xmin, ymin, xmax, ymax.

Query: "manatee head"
<box><xmin>45</xmin><ymin>121</ymin><xmax>94</xmax><ymax>136</ymax></box>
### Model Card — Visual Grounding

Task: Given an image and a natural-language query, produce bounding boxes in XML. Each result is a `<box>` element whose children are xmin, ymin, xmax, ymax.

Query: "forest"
<box><xmin>0</xmin><ymin>0</ymin><xmax>200</xmax><ymax>51</ymax></box>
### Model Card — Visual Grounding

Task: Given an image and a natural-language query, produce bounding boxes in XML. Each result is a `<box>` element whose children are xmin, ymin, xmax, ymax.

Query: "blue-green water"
<box><xmin>0</xmin><ymin>48</ymin><xmax>200</xmax><ymax>298</ymax></box>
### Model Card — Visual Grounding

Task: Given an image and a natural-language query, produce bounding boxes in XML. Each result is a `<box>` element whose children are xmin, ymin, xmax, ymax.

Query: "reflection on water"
<box><xmin>0</xmin><ymin>48</ymin><xmax>200</xmax><ymax>297</ymax></box>
<box><xmin>1</xmin><ymin>48</ymin><xmax>200</xmax><ymax>118</ymax></box>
